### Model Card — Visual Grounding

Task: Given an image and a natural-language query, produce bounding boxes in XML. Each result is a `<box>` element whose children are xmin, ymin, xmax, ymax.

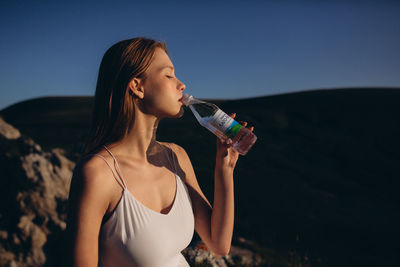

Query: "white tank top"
<box><xmin>90</xmin><ymin>144</ymin><xmax>195</xmax><ymax>267</ymax></box>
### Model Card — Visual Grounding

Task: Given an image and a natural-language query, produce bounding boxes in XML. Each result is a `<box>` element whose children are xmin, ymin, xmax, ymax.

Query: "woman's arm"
<box><xmin>172</xmin><ymin>116</ymin><xmax>253</xmax><ymax>256</ymax></box>
<box><xmin>65</xmin><ymin>157</ymin><xmax>113</xmax><ymax>267</ymax></box>
<box><xmin>172</xmin><ymin>143</ymin><xmax>234</xmax><ymax>256</ymax></box>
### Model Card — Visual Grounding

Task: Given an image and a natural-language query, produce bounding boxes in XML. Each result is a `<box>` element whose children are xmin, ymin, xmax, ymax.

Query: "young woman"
<box><xmin>66</xmin><ymin>37</ymin><xmax>254</xmax><ymax>267</ymax></box>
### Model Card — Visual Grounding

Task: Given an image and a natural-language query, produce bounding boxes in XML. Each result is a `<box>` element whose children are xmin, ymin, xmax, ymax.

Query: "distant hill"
<box><xmin>1</xmin><ymin>88</ymin><xmax>400</xmax><ymax>266</ymax></box>
<box><xmin>0</xmin><ymin>96</ymin><xmax>93</xmax><ymax>159</ymax></box>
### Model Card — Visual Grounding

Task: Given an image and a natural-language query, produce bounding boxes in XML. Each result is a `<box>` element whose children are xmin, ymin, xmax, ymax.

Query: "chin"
<box><xmin>157</xmin><ymin>106</ymin><xmax>184</xmax><ymax>119</ymax></box>
<box><xmin>170</xmin><ymin>107</ymin><xmax>184</xmax><ymax>118</ymax></box>
<box><xmin>175</xmin><ymin>108</ymin><xmax>185</xmax><ymax>118</ymax></box>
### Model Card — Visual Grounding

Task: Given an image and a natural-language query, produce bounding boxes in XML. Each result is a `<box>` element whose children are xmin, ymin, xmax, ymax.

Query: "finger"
<box><xmin>217</xmin><ymin>137</ymin><xmax>231</xmax><ymax>147</ymax></box>
<box><xmin>230</xmin><ymin>113</ymin><xmax>236</xmax><ymax>118</ymax></box>
<box><xmin>249</xmin><ymin>126</ymin><xmax>254</xmax><ymax>132</ymax></box>
<box><xmin>240</xmin><ymin>121</ymin><xmax>248</xmax><ymax>127</ymax></box>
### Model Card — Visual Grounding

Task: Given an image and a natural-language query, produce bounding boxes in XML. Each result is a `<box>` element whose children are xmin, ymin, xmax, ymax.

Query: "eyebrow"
<box><xmin>161</xmin><ymin>66</ymin><xmax>175</xmax><ymax>71</ymax></box>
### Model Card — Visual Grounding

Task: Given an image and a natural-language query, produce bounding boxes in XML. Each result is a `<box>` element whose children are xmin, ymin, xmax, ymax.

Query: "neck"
<box><xmin>106</xmin><ymin>110</ymin><xmax>163</xmax><ymax>160</ymax></box>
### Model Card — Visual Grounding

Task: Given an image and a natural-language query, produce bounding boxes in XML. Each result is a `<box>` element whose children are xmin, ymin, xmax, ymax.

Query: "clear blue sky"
<box><xmin>1</xmin><ymin>0</ymin><xmax>399</xmax><ymax>110</ymax></box>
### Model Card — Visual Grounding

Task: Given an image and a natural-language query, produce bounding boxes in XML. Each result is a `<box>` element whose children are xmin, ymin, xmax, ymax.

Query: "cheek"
<box><xmin>142</xmin><ymin>93</ymin><xmax>163</xmax><ymax>112</ymax></box>
<box><xmin>142</xmin><ymin>87</ymin><xmax>171</xmax><ymax>114</ymax></box>
<box><xmin>142</xmin><ymin>77</ymin><xmax>179</xmax><ymax>115</ymax></box>
<box><xmin>143</xmin><ymin>79</ymin><xmax>163</xmax><ymax>102</ymax></box>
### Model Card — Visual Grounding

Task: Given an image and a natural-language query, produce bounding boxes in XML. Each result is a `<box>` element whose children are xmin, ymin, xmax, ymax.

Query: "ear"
<box><xmin>128</xmin><ymin>78</ymin><xmax>144</xmax><ymax>99</ymax></box>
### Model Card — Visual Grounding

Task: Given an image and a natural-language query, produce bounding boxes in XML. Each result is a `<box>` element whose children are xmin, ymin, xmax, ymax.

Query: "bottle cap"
<box><xmin>181</xmin><ymin>93</ymin><xmax>192</xmax><ymax>106</ymax></box>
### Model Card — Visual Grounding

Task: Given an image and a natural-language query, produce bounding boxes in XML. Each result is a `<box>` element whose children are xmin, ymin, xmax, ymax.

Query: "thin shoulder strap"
<box><xmin>167</xmin><ymin>143</ymin><xmax>177</xmax><ymax>174</ymax></box>
<box><xmin>101</xmin><ymin>145</ymin><xmax>128</xmax><ymax>189</ymax></box>
<box><xmin>89</xmin><ymin>154</ymin><xmax>126</xmax><ymax>190</ymax></box>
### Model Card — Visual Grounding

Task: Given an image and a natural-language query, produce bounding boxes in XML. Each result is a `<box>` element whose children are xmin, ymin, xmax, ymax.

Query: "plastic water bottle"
<box><xmin>181</xmin><ymin>94</ymin><xmax>257</xmax><ymax>155</ymax></box>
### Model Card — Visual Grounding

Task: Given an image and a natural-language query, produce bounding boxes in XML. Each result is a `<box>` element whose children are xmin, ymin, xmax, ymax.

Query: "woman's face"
<box><xmin>139</xmin><ymin>48</ymin><xmax>186</xmax><ymax>118</ymax></box>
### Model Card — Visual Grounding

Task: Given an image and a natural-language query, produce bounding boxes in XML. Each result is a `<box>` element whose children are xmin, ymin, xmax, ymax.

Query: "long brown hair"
<box><xmin>82</xmin><ymin>37</ymin><xmax>167</xmax><ymax>155</ymax></box>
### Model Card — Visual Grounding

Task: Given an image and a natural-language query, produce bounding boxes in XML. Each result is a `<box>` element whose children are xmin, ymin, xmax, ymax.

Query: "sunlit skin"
<box><xmin>67</xmin><ymin>47</ymin><xmax>254</xmax><ymax>266</ymax></box>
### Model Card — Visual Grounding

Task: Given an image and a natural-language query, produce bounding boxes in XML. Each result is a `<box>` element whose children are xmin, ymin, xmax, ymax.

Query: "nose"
<box><xmin>177</xmin><ymin>78</ymin><xmax>186</xmax><ymax>92</ymax></box>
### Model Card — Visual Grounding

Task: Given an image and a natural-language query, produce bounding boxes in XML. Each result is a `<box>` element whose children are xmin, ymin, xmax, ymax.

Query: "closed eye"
<box><xmin>166</xmin><ymin>75</ymin><xmax>175</xmax><ymax>79</ymax></box>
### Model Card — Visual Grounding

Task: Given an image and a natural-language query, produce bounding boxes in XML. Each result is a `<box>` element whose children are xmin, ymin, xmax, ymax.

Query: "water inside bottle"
<box><xmin>183</xmin><ymin>94</ymin><xmax>257</xmax><ymax>155</ymax></box>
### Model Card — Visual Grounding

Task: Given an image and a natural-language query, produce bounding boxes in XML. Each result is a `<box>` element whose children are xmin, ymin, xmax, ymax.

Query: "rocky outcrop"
<box><xmin>0</xmin><ymin>117</ymin><xmax>21</xmax><ymax>139</ymax></box>
<box><xmin>183</xmin><ymin>238</ymin><xmax>264</xmax><ymax>266</ymax></box>
<box><xmin>0</xmin><ymin>117</ymin><xmax>75</xmax><ymax>267</ymax></box>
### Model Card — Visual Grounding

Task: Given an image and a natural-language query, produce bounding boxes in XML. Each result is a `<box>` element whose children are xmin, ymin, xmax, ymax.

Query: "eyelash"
<box><xmin>166</xmin><ymin>75</ymin><xmax>174</xmax><ymax>79</ymax></box>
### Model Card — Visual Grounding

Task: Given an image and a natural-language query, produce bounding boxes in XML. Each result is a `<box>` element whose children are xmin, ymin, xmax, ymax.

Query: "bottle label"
<box><xmin>209</xmin><ymin>110</ymin><xmax>243</xmax><ymax>139</ymax></box>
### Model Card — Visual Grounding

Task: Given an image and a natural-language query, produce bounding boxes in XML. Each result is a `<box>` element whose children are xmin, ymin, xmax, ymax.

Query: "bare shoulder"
<box><xmin>159</xmin><ymin>142</ymin><xmax>196</xmax><ymax>184</ymax></box>
<box><xmin>160</xmin><ymin>142</ymin><xmax>190</xmax><ymax>164</ymax></box>
<box><xmin>71</xmin><ymin>154</ymin><xmax>118</xmax><ymax>199</ymax></box>
<box><xmin>74</xmin><ymin>155</ymin><xmax>110</xmax><ymax>182</ymax></box>
<box><xmin>168</xmin><ymin>142</ymin><xmax>188</xmax><ymax>156</ymax></box>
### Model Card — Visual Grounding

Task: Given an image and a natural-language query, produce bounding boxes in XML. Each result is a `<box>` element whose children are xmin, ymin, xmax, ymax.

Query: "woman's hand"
<box><xmin>215</xmin><ymin>113</ymin><xmax>254</xmax><ymax>172</ymax></box>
